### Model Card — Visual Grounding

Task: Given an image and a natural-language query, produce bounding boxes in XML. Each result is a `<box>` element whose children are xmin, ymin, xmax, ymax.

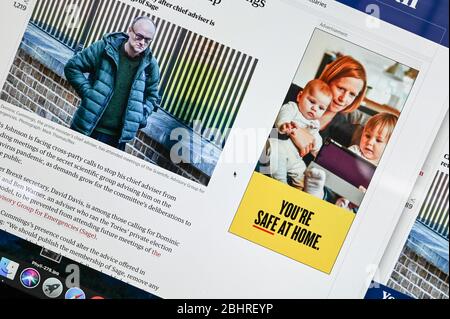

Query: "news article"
<box><xmin>0</xmin><ymin>0</ymin><xmax>262</xmax><ymax>296</ymax></box>
<box><xmin>0</xmin><ymin>104</ymin><xmax>191</xmax><ymax>293</ymax></box>
<box><xmin>230</xmin><ymin>29</ymin><xmax>419</xmax><ymax>273</ymax></box>
<box><xmin>0</xmin><ymin>0</ymin><xmax>258</xmax><ymax>187</ymax></box>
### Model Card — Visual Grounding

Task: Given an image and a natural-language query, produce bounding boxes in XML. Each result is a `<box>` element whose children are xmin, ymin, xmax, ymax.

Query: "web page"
<box><xmin>0</xmin><ymin>0</ymin><xmax>448</xmax><ymax>300</ymax></box>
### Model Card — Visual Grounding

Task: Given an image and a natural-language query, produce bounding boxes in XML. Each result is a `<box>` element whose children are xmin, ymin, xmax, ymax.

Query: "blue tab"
<box><xmin>335</xmin><ymin>0</ymin><xmax>449</xmax><ymax>47</ymax></box>
<box><xmin>365</xmin><ymin>282</ymin><xmax>414</xmax><ymax>299</ymax></box>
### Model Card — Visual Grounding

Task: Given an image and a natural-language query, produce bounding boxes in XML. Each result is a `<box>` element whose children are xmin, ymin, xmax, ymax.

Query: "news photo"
<box><xmin>257</xmin><ymin>28</ymin><xmax>418</xmax><ymax>212</ymax></box>
<box><xmin>1</xmin><ymin>0</ymin><xmax>258</xmax><ymax>187</ymax></box>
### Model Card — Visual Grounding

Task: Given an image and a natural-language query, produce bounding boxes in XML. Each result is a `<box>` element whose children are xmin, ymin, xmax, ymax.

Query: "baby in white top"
<box><xmin>266</xmin><ymin>79</ymin><xmax>333</xmax><ymax>188</ymax></box>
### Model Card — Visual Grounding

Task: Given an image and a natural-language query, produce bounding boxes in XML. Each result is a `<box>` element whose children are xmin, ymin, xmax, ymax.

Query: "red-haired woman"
<box><xmin>292</xmin><ymin>56</ymin><xmax>368</xmax><ymax>157</ymax></box>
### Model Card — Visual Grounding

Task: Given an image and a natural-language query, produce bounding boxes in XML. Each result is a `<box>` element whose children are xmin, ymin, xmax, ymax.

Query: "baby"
<box><xmin>264</xmin><ymin>79</ymin><xmax>333</xmax><ymax>188</ymax></box>
<box><xmin>304</xmin><ymin>112</ymin><xmax>399</xmax><ymax>207</ymax></box>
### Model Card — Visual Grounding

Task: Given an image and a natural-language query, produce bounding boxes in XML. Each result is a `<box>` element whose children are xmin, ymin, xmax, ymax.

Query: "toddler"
<box><xmin>265</xmin><ymin>79</ymin><xmax>333</xmax><ymax>188</ymax></box>
<box><xmin>305</xmin><ymin>112</ymin><xmax>398</xmax><ymax>208</ymax></box>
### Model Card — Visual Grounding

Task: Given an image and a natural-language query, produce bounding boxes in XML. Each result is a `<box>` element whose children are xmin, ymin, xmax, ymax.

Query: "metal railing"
<box><xmin>30</xmin><ymin>0</ymin><xmax>258</xmax><ymax>147</ymax></box>
<box><xmin>417</xmin><ymin>171</ymin><xmax>449</xmax><ymax>240</ymax></box>
<box><xmin>31</xmin><ymin>0</ymin><xmax>96</xmax><ymax>51</ymax></box>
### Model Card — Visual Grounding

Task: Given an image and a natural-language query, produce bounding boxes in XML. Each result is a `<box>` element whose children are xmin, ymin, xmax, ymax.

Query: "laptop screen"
<box><xmin>315</xmin><ymin>139</ymin><xmax>377</xmax><ymax>189</ymax></box>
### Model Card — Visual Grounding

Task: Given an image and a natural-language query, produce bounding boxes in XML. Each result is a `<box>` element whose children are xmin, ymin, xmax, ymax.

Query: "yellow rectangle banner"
<box><xmin>230</xmin><ymin>172</ymin><xmax>355</xmax><ymax>274</ymax></box>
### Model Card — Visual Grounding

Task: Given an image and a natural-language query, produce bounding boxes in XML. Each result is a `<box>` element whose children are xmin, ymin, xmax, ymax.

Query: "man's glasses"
<box><xmin>131</xmin><ymin>26</ymin><xmax>153</xmax><ymax>44</ymax></box>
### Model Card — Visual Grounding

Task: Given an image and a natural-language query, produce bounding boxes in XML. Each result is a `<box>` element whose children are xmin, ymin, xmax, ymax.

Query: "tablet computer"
<box><xmin>315</xmin><ymin>139</ymin><xmax>377</xmax><ymax>189</ymax></box>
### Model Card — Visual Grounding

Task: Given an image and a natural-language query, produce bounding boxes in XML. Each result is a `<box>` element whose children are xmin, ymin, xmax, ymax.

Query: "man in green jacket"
<box><xmin>65</xmin><ymin>16</ymin><xmax>160</xmax><ymax>151</ymax></box>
